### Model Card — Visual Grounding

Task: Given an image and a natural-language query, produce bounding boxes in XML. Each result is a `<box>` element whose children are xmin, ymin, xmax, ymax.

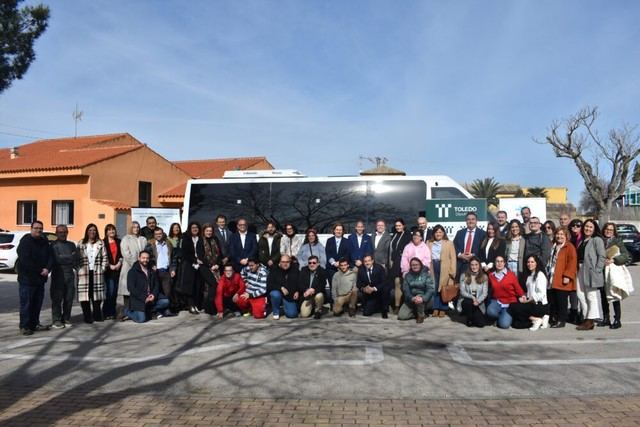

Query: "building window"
<box><xmin>17</xmin><ymin>201</ymin><xmax>37</xmax><ymax>225</ymax></box>
<box><xmin>52</xmin><ymin>200</ymin><xmax>74</xmax><ymax>225</ymax></box>
<box><xmin>138</xmin><ymin>181</ymin><xmax>152</xmax><ymax>207</ymax></box>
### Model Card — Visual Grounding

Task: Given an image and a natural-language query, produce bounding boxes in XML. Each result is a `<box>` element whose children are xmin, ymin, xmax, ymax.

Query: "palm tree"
<box><xmin>469</xmin><ymin>177</ymin><xmax>502</xmax><ymax>206</ymax></box>
<box><xmin>526</xmin><ymin>187</ymin><xmax>548</xmax><ymax>199</ymax></box>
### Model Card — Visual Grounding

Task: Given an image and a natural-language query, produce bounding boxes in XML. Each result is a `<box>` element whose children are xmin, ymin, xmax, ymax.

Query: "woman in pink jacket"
<box><xmin>401</xmin><ymin>230</ymin><xmax>431</xmax><ymax>276</ymax></box>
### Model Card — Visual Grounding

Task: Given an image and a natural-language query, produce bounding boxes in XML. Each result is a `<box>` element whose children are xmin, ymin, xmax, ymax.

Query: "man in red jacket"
<box><xmin>215</xmin><ymin>264</ymin><xmax>250</xmax><ymax>318</ymax></box>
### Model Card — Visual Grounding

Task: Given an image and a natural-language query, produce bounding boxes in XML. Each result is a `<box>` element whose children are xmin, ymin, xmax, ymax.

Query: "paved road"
<box><xmin>0</xmin><ymin>267</ymin><xmax>639</xmax><ymax>426</ymax></box>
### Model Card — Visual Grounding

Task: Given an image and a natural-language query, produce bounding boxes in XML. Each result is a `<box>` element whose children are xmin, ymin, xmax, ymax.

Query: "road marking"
<box><xmin>0</xmin><ymin>338</ymin><xmax>384</xmax><ymax>366</ymax></box>
<box><xmin>448</xmin><ymin>338</ymin><xmax>640</xmax><ymax>366</ymax></box>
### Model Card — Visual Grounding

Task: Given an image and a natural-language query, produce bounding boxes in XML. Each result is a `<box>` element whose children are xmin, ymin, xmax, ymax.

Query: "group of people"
<box><xmin>15</xmin><ymin>208</ymin><xmax>633</xmax><ymax>336</ymax></box>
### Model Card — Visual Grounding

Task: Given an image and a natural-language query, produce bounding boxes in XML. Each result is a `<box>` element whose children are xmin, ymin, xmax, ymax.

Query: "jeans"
<box><xmin>486</xmin><ymin>299</ymin><xmax>513</xmax><ymax>329</ymax></box>
<box><xmin>269</xmin><ymin>290</ymin><xmax>299</xmax><ymax>318</ymax></box>
<box><xmin>432</xmin><ymin>260</ymin><xmax>449</xmax><ymax>311</ymax></box>
<box><xmin>51</xmin><ymin>273</ymin><xmax>75</xmax><ymax>323</ymax></box>
<box><xmin>19</xmin><ymin>282</ymin><xmax>45</xmax><ymax>330</ymax></box>
<box><xmin>125</xmin><ymin>298</ymin><xmax>170</xmax><ymax>323</ymax></box>
<box><xmin>102</xmin><ymin>275</ymin><xmax>119</xmax><ymax>318</ymax></box>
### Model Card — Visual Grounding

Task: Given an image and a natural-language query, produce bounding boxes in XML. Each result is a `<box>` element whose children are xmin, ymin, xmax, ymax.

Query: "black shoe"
<box><xmin>610</xmin><ymin>320</ymin><xmax>622</xmax><ymax>329</ymax></box>
<box><xmin>313</xmin><ymin>311</ymin><xmax>322</xmax><ymax>319</ymax></box>
<box><xmin>348</xmin><ymin>307</ymin><xmax>356</xmax><ymax>317</ymax></box>
<box><xmin>33</xmin><ymin>324</ymin><xmax>50</xmax><ymax>332</ymax></box>
<box><xmin>20</xmin><ymin>328</ymin><xmax>33</xmax><ymax>336</ymax></box>
<box><xmin>551</xmin><ymin>321</ymin><xmax>566</xmax><ymax>328</ymax></box>
<box><xmin>596</xmin><ymin>319</ymin><xmax>611</xmax><ymax>327</ymax></box>
<box><xmin>84</xmin><ymin>317</ymin><xmax>94</xmax><ymax>324</ymax></box>
<box><xmin>381</xmin><ymin>312</ymin><xmax>388</xmax><ymax>319</ymax></box>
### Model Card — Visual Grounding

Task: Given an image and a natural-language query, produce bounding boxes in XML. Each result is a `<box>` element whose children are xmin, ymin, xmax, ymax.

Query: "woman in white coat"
<box><xmin>118</xmin><ymin>221</ymin><xmax>148</xmax><ymax>309</ymax></box>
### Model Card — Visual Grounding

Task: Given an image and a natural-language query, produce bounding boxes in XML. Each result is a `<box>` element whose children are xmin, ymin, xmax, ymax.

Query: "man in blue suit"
<box><xmin>453</xmin><ymin>212</ymin><xmax>486</xmax><ymax>279</ymax></box>
<box><xmin>348</xmin><ymin>220</ymin><xmax>373</xmax><ymax>268</ymax></box>
<box><xmin>229</xmin><ymin>218</ymin><xmax>258</xmax><ymax>272</ymax></box>
<box><xmin>325</xmin><ymin>223</ymin><xmax>351</xmax><ymax>304</ymax></box>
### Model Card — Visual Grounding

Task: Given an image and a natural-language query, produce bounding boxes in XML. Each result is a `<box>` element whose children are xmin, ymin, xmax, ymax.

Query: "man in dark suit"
<box><xmin>325</xmin><ymin>223</ymin><xmax>351</xmax><ymax>305</ymax></box>
<box><xmin>416</xmin><ymin>216</ymin><xmax>432</xmax><ymax>242</ymax></box>
<box><xmin>215</xmin><ymin>214</ymin><xmax>231</xmax><ymax>265</ymax></box>
<box><xmin>348</xmin><ymin>220</ymin><xmax>373</xmax><ymax>268</ymax></box>
<box><xmin>299</xmin><ymin>255</ymin><xmax>328</xmax><ymax>319</ymax></box>
<box><xmin>257</xmin><ymin>220</ymin><xmax>281</xmax><ymax>269</ymax></box>
<box><xmin>229</xmin><ymin>218</ymin><xmax>258</xmax><ymax>272</ymax></box>
<box><xmin>453</xmin><ymin>212</ymin><xmax>486</xmax><ymax>279</ymax></box>
<box><xmin>372</xmin><ymin>219</ymin><xmax>391</xmax><ymax>269</ymax></box>
<box><xmin>357</xmin><ymin>254</ymin><xmax>390</xmax><ymax>318</ymax></box>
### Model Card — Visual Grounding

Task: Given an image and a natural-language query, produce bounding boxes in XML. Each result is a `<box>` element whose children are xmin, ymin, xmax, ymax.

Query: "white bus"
<box><xmin>182</xmin><ymin>171</ymin><xmax>473</xmax><ymax>236</ymax></box>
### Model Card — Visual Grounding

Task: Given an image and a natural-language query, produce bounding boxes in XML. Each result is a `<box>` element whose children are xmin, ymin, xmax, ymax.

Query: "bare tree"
<box><xmin>536</xmin><ymin>106</ymin><xmax>640</xmax><ymax>222</ymax></box>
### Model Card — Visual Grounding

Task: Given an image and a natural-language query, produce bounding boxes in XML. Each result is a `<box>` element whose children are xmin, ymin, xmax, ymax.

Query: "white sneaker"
<box><xmin>272</xmin><ymin>314</ymin><xmax>280</xmax><ymax>320</ymax></box>
<box><xmin>541</xmin><ymin>315</ymin><xmax>550</xmax><ymax>329</ymax></box>
<box><xmin>529</xmin><ymin>318</ymin><xmax>543</xmax><ymax>331</ymax></box>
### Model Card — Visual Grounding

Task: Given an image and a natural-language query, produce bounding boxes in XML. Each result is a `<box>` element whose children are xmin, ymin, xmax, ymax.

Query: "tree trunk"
<box><xmin>598</xmin><ymin>200</ymin><xmax>613</xmax><ymax>225</ymax></box>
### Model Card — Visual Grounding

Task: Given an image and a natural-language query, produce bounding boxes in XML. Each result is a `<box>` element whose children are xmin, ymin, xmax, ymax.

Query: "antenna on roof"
<box><xmin>72</xmin><ymin>102</ymin><xmax>84</xmax><ymax>138</ymax></box>
<box><xmin>359</xmin><ymin>155</ymin><xmax>389</xmax><ymax>168</ymax></box>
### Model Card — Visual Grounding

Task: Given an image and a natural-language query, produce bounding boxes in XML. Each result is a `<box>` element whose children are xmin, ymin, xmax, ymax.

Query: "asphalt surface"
<box><xmin>0</xmin><ymin>267</ymin><xmax>639</xmax><ymax>401</ymax></box>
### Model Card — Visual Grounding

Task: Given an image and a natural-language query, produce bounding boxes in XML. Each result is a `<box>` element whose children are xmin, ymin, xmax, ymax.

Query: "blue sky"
<box><xmin>1</xmin><ymin>0</ymin><xmax>639</xmax><ymax>204</ymax></box>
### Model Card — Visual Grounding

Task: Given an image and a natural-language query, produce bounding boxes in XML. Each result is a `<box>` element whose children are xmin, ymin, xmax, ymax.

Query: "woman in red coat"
<box><xmin>486</xmin><ymin>255</ymin><xmax>525</xmax><ymax>329</ymax></box>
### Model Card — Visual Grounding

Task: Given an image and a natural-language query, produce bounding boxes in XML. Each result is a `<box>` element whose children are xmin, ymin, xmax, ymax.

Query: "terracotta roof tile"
<box><xmin>0</xmin><ymin>133</ymin><xmax>142</xmax><ymax>173</ymax></box>
<box><xmin>160</xmin><ymin>157</ymin><xmax>273</xmax><ymax>198</ymax></box>
<box><xmin>173</xmin><ymin>157</ymin><xmax>270</xmax><ymax>179</ymax></box>
<box><xmin>93</xmin><ymin>199</ymin><xmax>131</xmax><ymax>210</ymax></box>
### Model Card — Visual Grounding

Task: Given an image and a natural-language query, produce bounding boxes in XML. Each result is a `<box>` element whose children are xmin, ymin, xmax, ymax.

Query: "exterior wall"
<box><xmin>83</xmin><ymin>146</ymin><xmax>190</xmax><ymax>208</ymax></box>
<box><xmin>497</xmin><ymin>187</ymin><xmax>568</xmax><ymax>204</ymax></box>
<box><xmin>0</xmin><ymin>175</ymin><xmax>91</xmax><ymax>240</ymax></box>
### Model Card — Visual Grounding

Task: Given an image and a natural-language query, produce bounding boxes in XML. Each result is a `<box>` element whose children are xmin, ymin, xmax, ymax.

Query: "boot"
<box><xmin>416</xmin><ymin>315</ymin><xmax>425</xmax><ymax>324</ymax></box>
<box><xmin>567</xmin><ymin>309</ymin><xmax>577</xmax><ymax>324</ymax></box>
<box><xmin>596</xmin><ymin>318</ymin><xmax>611</xmax><ymax>327</ymax></box>
<box><xmin>432</xmin><ymin>310</ymin><xmax>440</xmax><ymax>317</ymax></box>
<box><xmin>610</xmin><ymin>320</ymin><xmax>622</xmax><ymax>329</ymax></box>
<box><xmin>576</xmin><ymin>319</ymin><xmax>594</xmax><ymax>330</ymax></box>
<box><xmin>81</xmin><ymin>302</ymin><xmax>93</xmax><ymax>324</ymax></box>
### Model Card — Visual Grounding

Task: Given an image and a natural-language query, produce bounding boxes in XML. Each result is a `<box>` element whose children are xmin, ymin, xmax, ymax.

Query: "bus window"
<box><xmin>431</xmin><ymin>186</ymin><xmax>467</xmax><ymax>199</ymax></box>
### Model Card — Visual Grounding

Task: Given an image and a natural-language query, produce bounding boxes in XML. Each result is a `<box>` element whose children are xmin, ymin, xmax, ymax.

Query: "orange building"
<box><xmin>0</xmin><ymin>134</ymin><xmax>274</xmax><ymax>241</ymax></box>
<box><xmin>0</xmin><ymin>134</ymin><xmax>190</xmax><ymax>240</ymax></box>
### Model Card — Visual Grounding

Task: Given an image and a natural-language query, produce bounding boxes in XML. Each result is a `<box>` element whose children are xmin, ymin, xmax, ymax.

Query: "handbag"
<box><xmin>440</xmin><ymin>276</ymin><xmax>459</xmax><ymax>303</ymax></box>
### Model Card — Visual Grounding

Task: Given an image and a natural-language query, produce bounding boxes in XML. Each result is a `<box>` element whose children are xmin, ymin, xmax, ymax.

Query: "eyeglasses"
<box><xmin>308</xmin><ymin>261</ymin><xmax>318</xmax><ymax>265</ymax></box>
<box><xmin>281</xmin><ymin>261</ymin><xmax>291</xmax><ymax>264</ymax></box>
<box><xmin>572</xmin><ymin>224</ymin><xmax>582</xmax><ymax>228</ymax></box>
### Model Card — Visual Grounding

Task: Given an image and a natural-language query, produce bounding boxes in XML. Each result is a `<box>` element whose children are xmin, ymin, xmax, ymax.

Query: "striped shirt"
<box><xmin>241</xmin><ymin>264</ymin><xmax>268</xmax><ymax>298</ymax></box>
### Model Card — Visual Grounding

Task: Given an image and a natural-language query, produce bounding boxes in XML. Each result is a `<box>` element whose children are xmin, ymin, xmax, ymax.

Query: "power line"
<box><xmin>0</xmin><ymin>122</ymin><xmax>62</xmax><ymax>137</ymax></box>
<box><xmin>0</xmin><ymin>130</ymin><xmax>43</xmax><ymax>140</ymax></box>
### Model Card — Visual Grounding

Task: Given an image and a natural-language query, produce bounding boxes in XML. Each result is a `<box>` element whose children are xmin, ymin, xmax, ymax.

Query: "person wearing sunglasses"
<box><xmin>299</xmin><ymin>255</ymin><xmax>327</xmax><ymax>319</ymax></box>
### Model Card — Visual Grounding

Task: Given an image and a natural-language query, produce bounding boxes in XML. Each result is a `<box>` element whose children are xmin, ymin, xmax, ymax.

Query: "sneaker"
<box><xmin>51</xmin><ymin>321</ymin><xmax>65</xmax><ymax>329</ymax></box>
<box><xmin>20</xmin><ymin>328</ymin><xmax>33</xmax><ymax>336</ymax></box>
<box><xmin>157</xmin><ymin>313</ymin><xmax>164</xmax><ymax>319</ymax></box>
<box><xmin>541</xmin><ymin>315</ymin><xmax>550</xmax><ymax>329</ymax></box>
<box><xmin>529</xmin><ymin>318</ymin><xmax>543</xmax><ymax>331</ymax></box>
<box><xmin>233</xmin><ymin>311</ymin><xmax>242</xmax><ymax>317</ymax></box>
<box><xmin>242</xmin><ymin>312</ymin><xmax>251</xmax><ymax>317</ymax></box>
<box><xmin>272</xmin><ymin>314</ymin><xmax>280</xmax><ymax>320</ymax></box>
<box><xmin>63</xmin><ymin>321</ymin><xmax>72</xmax><ymax>328</ymax></box>
<box><xmin>34</xmin><ymin>324</ymin><xmax>50</xmax><ymax>332</ymax></box>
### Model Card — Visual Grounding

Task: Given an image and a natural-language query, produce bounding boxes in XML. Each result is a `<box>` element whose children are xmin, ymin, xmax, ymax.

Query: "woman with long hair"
<box><xmin>175</xmin><ymin>221</ymin><xmax>204</xmax><ymax>315</ymax></box>
<box><xmin>77</xmin><ymin>224</ymin><xmax>107</xmax><ymax>323</ymax></box>
<box><xmin>389</xmin><ymin>218</ymin><xmax>412</xmax><ymax>314</ymax></box>
<box><xmin>510</xmin><ymin>255</ymin><xmax>549</xmax><ymax>330</ymax></box>
<box><xmin>198</xmin><ymin>223</ymin><xmax>222</xmax><ymax>315</ymax></box>
<box><xmin>102</xmin><ymin>224</ymin><xmax>122</xmax><ymax>320</ymax></box>
<box><xmin>167</xmin><ymin>222</ymin><xmax>184</xmax><ymax>311</ymax></box>
<box><xmin>543</xmin><ymin>220</ymin><xmax>557</xmax><ymax>243</ymax></box>
<box><xmin>505</xmin><ymin>219</ymin><xmax>526</xmax><ymax>278</ymax></box>
<box><xmin>599</xmin><ymin>222</ymin><xmax>630</xmax><ymax>329</ymax></box>
<box><xmin>479</xmin><ymin>222</ymin><xmax>506</xmax><ymax>272</ymax></box>
<box><xmin>486</xmin><ymin>255</ymin><xmax>525</xmax><ymax>329</ymax></box>
<box><xmin>428</xmin><ymin>224</ymin><xmax>456</xmax><ymax>317</ymax></box>
<box><xmin>576</xmin><ymin>219</ymin><xmax>606</xmax><ymax>331</ymax></box>
<box><xmin>547</xmin><ymin>227</ymin><xmax>577</xmax><ymax>328</ymax></box>
<box><xmin>457</xmin><ymin>256</ymin><xmax>488</xmax><ymax>327</ymax></box>
<box><xmin>566</xmin><ymin>218</ymin><xmax>584</xmax><ymax>324</ymax></box>
<box><xmin>280</xmin><ymin>223</ymin><xmax>304</xmax><ymax>264</ymax></box>
<box><xmin>297</xmin><ymin>228</ymin><xmax>327</xmax><ymax>270</ymax></box>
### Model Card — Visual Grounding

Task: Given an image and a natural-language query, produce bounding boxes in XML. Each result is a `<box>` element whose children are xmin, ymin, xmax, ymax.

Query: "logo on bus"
<box><xmin>436</xmin><ymin>203</ymin><xmax>453</xmax><ymax>218</ymax></box>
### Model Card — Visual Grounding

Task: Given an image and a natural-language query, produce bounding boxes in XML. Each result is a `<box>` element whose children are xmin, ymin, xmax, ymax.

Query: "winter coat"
<box><xmin>118</xmin><ymin>234</ymin><xmax>148</xmax><ymax>296</ymax></box>
<box><xmin>77</xmin><ymin>239</ymin><xmax>107</xmax><ymax>302</ymax></box>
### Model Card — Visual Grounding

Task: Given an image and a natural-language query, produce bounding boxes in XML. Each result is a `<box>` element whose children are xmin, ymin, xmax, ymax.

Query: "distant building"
<box><xmin>622</xmin><ymin>182</ymin><xmax>640</xmax><ymax>206</ymax></box>
<box><xmin>497</xmin><ymin>184</ymin><xmax>568</xmax><ymax>204</ymax></box>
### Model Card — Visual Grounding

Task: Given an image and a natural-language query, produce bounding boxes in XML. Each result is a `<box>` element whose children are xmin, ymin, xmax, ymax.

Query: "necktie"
<box><xmin>222</xmin><ymin>229</ymin><xmax>227</xmax><ymax>242</ymax></box>
<box><xmin>367</xmin><ymin>268</ymin><xmax>372</xmax><ymax>283</ymax></box>
<box><xmin>464</xmin><ymin>230</ymin><xmax>474</xmax><ymax>254</ymax></box>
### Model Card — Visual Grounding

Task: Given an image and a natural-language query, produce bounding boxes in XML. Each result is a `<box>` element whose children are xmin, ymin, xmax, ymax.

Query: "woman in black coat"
<box><xmin>479</xmin><ymin>222</ymin><xmax>506</xmax><ymax>273</ymax></box>
<box><xmin>389</xmin><ymin>218</ymin><xmax>412</xmax><ymax>313</ymax></box>
<box><xmin>175</xmin><ymin>221</ymin><xmax>203</xmax><ymax>314</ymax></box>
